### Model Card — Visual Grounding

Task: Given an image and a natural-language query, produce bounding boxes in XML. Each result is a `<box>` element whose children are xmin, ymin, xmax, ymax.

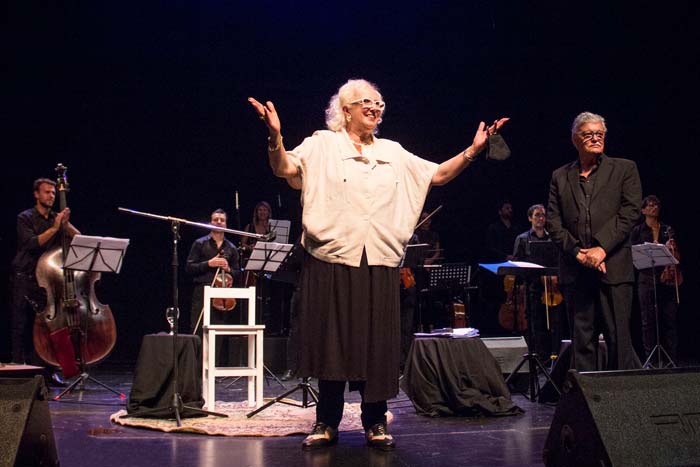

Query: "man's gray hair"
<box><xmin>571</xmin><ymin>111</ymin><xmax>607</xmax><ymax>136</ymax></box>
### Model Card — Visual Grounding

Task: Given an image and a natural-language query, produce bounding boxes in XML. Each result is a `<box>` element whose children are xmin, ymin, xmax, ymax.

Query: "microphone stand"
<box><xmin>118</xmin><ymin>207</ymin><xmax>269</xmax><ymax>426</ymax></box>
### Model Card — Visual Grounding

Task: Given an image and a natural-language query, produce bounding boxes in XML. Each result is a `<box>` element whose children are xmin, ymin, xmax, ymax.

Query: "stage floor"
<box><xmin>36</xmin><ymin>362</ymin><xmax>557</xmax><ymax>467</ymax></box>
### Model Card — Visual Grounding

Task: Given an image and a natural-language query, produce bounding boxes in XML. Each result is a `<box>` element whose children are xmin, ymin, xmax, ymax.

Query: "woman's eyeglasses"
<box><xmin>349</xmin><ymin>98</ymin><xmax>386</xmax><ymax>110</ymax></box>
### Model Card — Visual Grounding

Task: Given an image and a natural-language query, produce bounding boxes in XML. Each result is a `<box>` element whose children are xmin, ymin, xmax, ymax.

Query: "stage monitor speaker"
<box><xmin>543</xmin><ymin>367</ymin><xmax>700</xmax><ymax>467</ymax></box>
<box><xmin>481</xmin><ymin>336</ymin><xmax>528</xmax><ymax>374</ymax></box>
<box><xmin>0</xmin><ymin>376</ymin><xmax>59</xmax><ymax>467</ymax></box>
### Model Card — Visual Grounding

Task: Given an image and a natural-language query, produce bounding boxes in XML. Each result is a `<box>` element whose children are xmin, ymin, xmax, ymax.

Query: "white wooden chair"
<box><xmin>201</xmin><ymin>286</ymin><xmax>265</xmax><ymax>409</ymax></box>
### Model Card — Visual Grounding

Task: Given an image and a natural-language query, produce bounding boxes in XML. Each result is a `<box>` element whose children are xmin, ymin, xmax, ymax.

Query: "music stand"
<box><xmin>117</xmin><ymin>208</ymin><xmax>270</xmax><ymax>425</ymax></box>
<box><xmin>244</xmin><ymin>242</ymin><xmax>321</xmax><ymax>418</ymax></box>
<box><xmin>421</xmin><ymin>263</ymin><xmax>474</xmax><ymax>330</ymax></box>
<box><xmin>268</xmin><ymin>219</ymin><xmax>291</xmax><ymax>244</ymax></box>
<box><xmin>241</xmin><ymin>241</ymin><xmax>294</xmax><ymax>389</ymax></box>
<box><xmin>632</xmin><ymin>243</ymin><xmax>678</xmax><ymax>369</ymax></box>
<box><xmin>55</xmin><ymin>235</ymin><xmax>130</xmax><ymax>400</ymax></box>
<box><xmin>426</xmin><ymin>262</ymin><xmax>471</xmax><ymax>290</ymax></box>
<box><xmin>480</xmin><ymin>261</ymin><xmax>561</xmax><ymax>402</ymax></box>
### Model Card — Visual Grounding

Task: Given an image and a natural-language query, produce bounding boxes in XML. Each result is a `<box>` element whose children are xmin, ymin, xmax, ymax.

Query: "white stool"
<box><xmin>202</xmin><ymin>286</ymin><xmax>265</xmax><ymax>409</ymax></box>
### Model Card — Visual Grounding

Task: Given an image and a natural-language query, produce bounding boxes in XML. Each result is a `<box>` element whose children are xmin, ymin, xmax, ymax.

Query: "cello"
<box><xmin>498</xmin><ymin>274</ymin><xmax>527</xmax><ymax>332</ymax></box>
<box><xmin>33</xmin><ymin>164</ymin><xmax>116</xmax><ymax>379</ymax></box>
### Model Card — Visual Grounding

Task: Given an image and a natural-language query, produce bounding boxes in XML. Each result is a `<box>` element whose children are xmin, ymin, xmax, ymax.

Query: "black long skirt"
<box><xmin>297</xmin><ymin>250</ymin><xmax>400</xmax><ymax>403</ymax></box>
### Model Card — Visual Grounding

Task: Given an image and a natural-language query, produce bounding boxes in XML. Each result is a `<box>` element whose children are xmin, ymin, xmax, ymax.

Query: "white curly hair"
<box><xmin>325</xmin><ymin>78</ymin><xmax>384</xmax><ymax>134</ymax></box>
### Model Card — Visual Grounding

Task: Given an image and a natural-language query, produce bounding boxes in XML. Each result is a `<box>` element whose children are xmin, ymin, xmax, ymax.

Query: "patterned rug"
<box><xmin>111</xmin><ymin>399</ymin><xmax>393</xmax><ymax>437</ymax></box>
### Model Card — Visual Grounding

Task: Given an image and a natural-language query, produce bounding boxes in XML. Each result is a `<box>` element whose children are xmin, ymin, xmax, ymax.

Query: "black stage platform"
<box><xmin>20</xmin><ymin>361</ymin><xmax>554</xmax><ymax>467</ymax></box>
<box><xmin>9</xmin><ymin>356</ymin><xmax>700</xmax><ymax>467</ymax></box>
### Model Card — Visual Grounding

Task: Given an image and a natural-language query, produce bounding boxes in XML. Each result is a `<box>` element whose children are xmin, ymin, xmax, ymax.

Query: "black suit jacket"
<box><xmin>546</xmin><ymin>154</ymin><xmax>641</xmax><ymax>285</ymax></box>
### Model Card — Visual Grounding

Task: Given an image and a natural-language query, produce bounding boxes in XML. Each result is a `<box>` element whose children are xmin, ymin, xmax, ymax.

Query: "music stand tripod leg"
<box><xmin>642</xmin><ymin>267</ymin><xmax>677</xmax><ymax>369</ymax></box>
<box><xmin>246</xmin><ymin>377</ymin><xmax>318</xmax><ymax>418</ymax></box>
<box><xmin>122</xmin><ymin>221</ymin><xmax>228</xmax><ymax>426</ymax></box>
<box><xmin>53</xmin><ymin>366</ymin><xmax>126</xmax><ymax>401</ymax></box>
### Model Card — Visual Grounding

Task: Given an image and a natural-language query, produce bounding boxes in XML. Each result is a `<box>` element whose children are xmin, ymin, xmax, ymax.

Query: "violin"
<box><xmin>660</xmin><ymin>226</ymin><xmax>682</xmax><ymax>303</ymax></box>
<box><xmin>540</xmin><ymin>275</ymin><xmax>562</xmax><ymax>331</ymax></box>
<box><xmin>541</xmin><ymin>276</ymin><xmax>563</xmax><ymax>307</ymax></box>
<box><xmin>400</xmin><ymin>267</ymin><xmax>415</xmax><ymax>288</ymax></box>
<box><xmin>498</xmin><ymin>275</ymin><xmax>527</xmax><ymax>332</ymax></box>
<box><xmin>211</xmin><ymin>248</ymin><xmax>236</xmax><ymax>311</ymax></box>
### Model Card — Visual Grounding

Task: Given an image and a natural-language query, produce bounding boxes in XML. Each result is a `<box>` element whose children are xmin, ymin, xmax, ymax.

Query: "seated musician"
<box><xmin>185</xmin><ymin>209</ymin><xmax>240</xmax><ymax>363</ymax></box>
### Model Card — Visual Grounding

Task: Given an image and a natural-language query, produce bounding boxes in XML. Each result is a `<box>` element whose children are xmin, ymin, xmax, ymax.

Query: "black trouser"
<box><xmin>563</xmin><ymin>273</ymin><xmax>640</xmax><ymax>371</ymax></box>
<box><xmin>10</xmin><ymin>273</ymin><xmax>55</xmax><ymax>381</ymax></box>
<box><xmin>316</xmin><ymin>380</ymin><xmax>387</xmax><ymax>430</ymax></box>
<box><xmin>10</xmin><ymin>273</ymin><xmax>38</xmax><ymax>364</ymax></box>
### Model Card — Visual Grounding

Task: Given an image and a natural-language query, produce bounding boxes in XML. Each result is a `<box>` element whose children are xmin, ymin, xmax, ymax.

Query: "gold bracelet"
<box><xmin>462</xmin><ymin>147</ymin><xmax>475</xmax><ymax>162</ymax></box>
<box><xmin>268</xmin><ymin>135</ymin><xmax>283</xmax><ymax>152</ymax></box>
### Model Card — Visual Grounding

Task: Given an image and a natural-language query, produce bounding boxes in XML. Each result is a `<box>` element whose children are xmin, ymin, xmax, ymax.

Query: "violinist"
<box><xmin>512</xmin><ymin>204</ymin><xmax>562</xmax><ymax>360</ymax></box>
<box><xmin>630</xmin><ymin>195</ymin><xmax>680</xmax><ymax>362</ymax></box>
<box><xmin>240</xmin><ymin>201</ymin><xmax>272</xmax><ymax>261</ymax></box>
<box><xmin>9</xmin><ymin>178</ymin><xmax>79</xmax><ymax>386</ymax></box>
<box><xmin>185</xmin><ymin>209</ymin><xmax>240</xmax><ymax>339</ymax></box>
<box><xmin>414</xmin><ymin>211</ymin><xmax>441</xmax><ymax>265</ymax></box>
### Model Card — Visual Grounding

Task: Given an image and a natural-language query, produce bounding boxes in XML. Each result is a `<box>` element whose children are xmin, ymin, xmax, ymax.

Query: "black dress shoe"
<box><xmin>302</xmin><ymin>422</ymin><xmax>338</xmax><ymax>450</ymax></box>
<box><xmin>46</xmin><ymin>373</ymin><xmax>67</xmax><ymax>387</ymax></box>
<box><xmin>365</xmin><ymin>422</ymin><xmax>395</xmax><ymax>451</ymax></box>
<box><xmin>280</xmin><ymin>369</ymin><xmax>296</xmax><ymax>381</ymax></box>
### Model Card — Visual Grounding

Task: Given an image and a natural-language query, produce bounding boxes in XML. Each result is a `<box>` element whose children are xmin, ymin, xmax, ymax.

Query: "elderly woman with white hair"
<box><xmin>249</xmin><ymin>79</ymin><xmax>507</xmax><ymax>451</ymax></box>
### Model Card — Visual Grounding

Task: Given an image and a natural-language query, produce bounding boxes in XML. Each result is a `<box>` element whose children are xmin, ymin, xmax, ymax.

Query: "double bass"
<box><xmin>33</xmin><ymin>164</ymin><xmax>116</xmax><ymax>378</ymax></box>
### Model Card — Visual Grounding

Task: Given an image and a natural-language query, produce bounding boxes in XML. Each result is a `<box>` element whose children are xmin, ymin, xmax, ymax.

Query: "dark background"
<box><xmin>3</xmin><ymin>2</ymin><xmax>698</xmax><ymax>363</ymax></box>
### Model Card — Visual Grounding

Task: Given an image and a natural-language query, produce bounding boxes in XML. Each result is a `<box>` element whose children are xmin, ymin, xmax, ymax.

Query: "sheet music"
<box><xmin>479</xmin><ymin>261</ymin><xmax>544</xmax><ymax>275</ymax></box>
<box><xmin>245</xmin><ymin>241</ymin><xmax>293</xmax><ymax>272</ymax></box>
<box><xmin>269</xmin><ymin>219</ymin><xmax>291</xmax><ymax>244</ymax></box>
<box><xmin>632</xmin><ymin>243</ymin><xmax>678</xmax><ymax>270</ymax></box>
<box><xmin>64</xmin><ymin>234</ymin><xmax>130</xmax><ymax>273</ymax></box>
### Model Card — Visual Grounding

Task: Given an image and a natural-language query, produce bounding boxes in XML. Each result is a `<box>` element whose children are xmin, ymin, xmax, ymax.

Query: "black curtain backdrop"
<box><xmin>4</xmin><ymin>2</ymin><xmax>699</xmax><ymax>363</ymax></box>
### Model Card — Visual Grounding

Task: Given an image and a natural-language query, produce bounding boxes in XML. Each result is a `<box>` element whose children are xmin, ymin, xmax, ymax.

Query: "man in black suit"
<box><xmin>546</xmin><ymin>112</ymin><xmax>642</xmax><ymax>371</ymax></box>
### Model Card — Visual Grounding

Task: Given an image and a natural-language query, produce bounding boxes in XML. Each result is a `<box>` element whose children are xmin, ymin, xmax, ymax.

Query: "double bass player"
<box><xmin>9</xmin><ymin>177</ymin><xmax>79</xmax><ymax>386</ymax></box>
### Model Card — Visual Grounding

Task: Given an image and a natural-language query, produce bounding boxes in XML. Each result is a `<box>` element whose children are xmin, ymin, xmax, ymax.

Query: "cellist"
<box><xmin>9</xmin><ymin>177</ymin><xmax>79</xmax><ymax>386</ymax></box>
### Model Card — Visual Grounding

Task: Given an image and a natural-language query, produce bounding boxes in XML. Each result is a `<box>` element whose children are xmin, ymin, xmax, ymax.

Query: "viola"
<box><xmin>541</xmin><ymin>276</ymin><xmax>563</xmax><ymax>307</ymax></box>
<box><xmin>33</xmin><ymin>164</ymin><xmax>116</xmax><ymax>378</ymax></box>
<box><xmin>212</xmin><ymin>249</ymin><xmax>236</xmax><ymax>311</ymax></box>
<box><xmin>498</xmin><ymin>274</ymin><xmax>527</xmax><ymax>332</ymax></box>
